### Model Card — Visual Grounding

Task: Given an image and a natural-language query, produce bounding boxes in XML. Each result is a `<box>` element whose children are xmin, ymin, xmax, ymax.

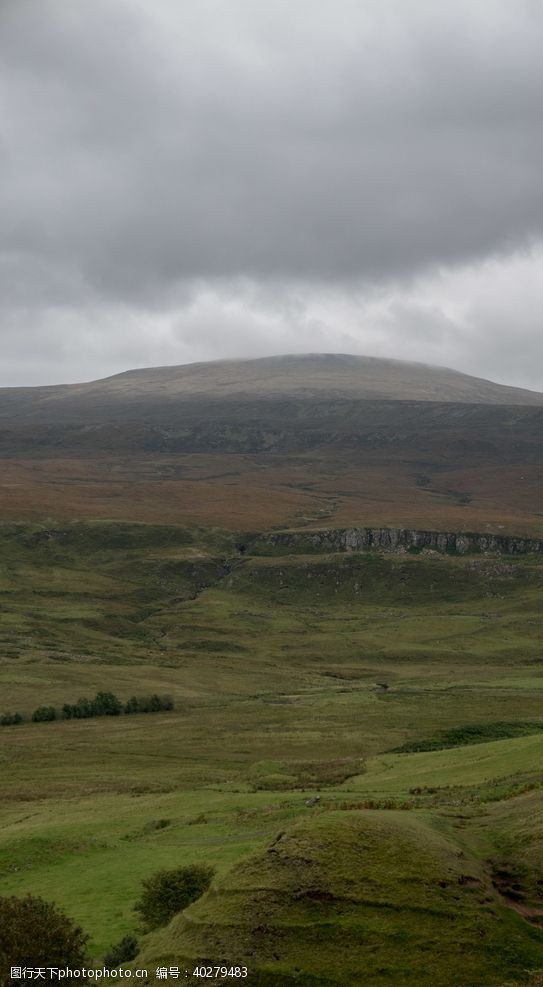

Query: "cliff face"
<box><xmin>252</xmin><ymin>527</ymin><xmax>543</xmax><ymax>556</ymax></box>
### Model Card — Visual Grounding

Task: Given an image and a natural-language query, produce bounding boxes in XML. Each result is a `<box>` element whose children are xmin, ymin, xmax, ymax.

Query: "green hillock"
<box><xmin>134</xmin><ymin>811</ymin><xmax>542</xmax><ymax>986</ymax></box>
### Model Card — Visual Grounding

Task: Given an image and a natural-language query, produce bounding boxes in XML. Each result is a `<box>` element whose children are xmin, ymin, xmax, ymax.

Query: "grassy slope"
<box><xmin>0</xmin><ymin>519</ymin><xmax>542</xmax><ymax>981</ymax></box>
<box><xmin>135</xmin><ymin>807</ymin><xmax>543</xmax><ymax>986</ymax></box>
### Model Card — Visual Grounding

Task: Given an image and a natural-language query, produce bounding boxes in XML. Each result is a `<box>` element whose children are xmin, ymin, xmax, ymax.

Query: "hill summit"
<box><xmin>75</xmin><ymin>353</ymin><xmax>543</xmax><ymax>405</ymax></box>
<box><xmin>1</xmin><ymin>354</ymin><xmax>543</xmax><ymax>419</ymax></box>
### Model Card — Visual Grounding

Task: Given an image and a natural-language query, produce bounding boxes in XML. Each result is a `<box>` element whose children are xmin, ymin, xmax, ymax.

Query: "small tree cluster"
<box><xmin>134</xmin><ymin>864</ymin><xmax>214</xmax><ymax>931</ymax></box>
<box><xmin>0</xmin><ymin>894</ymin><xmax>88</xmax><ymax>983</ymax></box>
<box><xmin>0</xmin><ymin>712</ymin><xmax>23</xmax><ymax>726</ymax></box>
<box><xmin>32</xmin><ymin>706</ymin><xmax>57</xmax><ymax>722</ymax></box>
<box><xmin>103</xmin><ymin>935</ymin><xmax>139</xmax><ymax>969</ymax></box>
<box><xmin>125</xmin><ymin>694</ymin><xmax>173</xmax><ymax>715</ymax></box>
<box><xmin>62</xmin><ymin>691</ymin><xmax>123</xmax><ymax>720</ymax></box>
<box><xmin>2</xmin><ymin>692</ymin><xmax>175</xmax><ymax>728</ymax></box>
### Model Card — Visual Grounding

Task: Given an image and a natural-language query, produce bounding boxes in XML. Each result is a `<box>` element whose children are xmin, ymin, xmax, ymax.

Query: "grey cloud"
<box><xmin>2</xmin><ymin>0</ymin><xmax>543</xmax><ymax>302</ymax></box>
<box><xmin>1</xmin><ymin>0</ymin><xmax>543</xmax><ymax>387</ymax></box>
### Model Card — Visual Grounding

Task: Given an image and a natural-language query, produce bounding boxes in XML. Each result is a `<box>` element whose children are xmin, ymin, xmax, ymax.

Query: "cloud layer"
<box><xmin>1</xmin><ymin>0</ymin><xmax>543</xmax><ymax>386</ymax></box>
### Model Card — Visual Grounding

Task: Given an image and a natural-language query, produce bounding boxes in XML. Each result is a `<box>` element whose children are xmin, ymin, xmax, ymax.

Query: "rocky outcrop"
<box><xmin>252</xmin><ymin>526</ymin><xmax>543</xmax><ymax>556</ymax></box>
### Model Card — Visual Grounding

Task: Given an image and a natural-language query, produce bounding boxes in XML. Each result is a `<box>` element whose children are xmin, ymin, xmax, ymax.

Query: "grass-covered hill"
<box><xmin>135</xmin><ymin>803</ymin><xmax>543</xmax><ymax>986</ymax></box>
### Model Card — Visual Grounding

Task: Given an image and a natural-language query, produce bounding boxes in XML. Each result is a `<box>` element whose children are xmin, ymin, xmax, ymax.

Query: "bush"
<box><xmin>103</xmin><ymin>935</ymin><xmax>139</xmax><ymax>969</ymax></box>
<box><xmin>62</xmin><ymin>692</ymin><xmax>123</xmax><ymax>719</ymax></box>
<box><xmin>32</xmin><ymin>706</ymin><xmax>57</xmax><ymax>723</ymax></box>
<box><xmin>125</xmin><ymin>695</ymin><xmax>174</xmax><ymax>715</ymax></box>
<box><xmin>0</xmin><ymin>894</ymin><xmax>88</xmax><ymax>982</ymax></box>
<box><xmin>60</xmin><ymin>692</ymin><xmax>173</xmax><ymax>721</ymax></box>
<box><xmin>0</xmin><ymin>712</ymin><xmax>23</xmax><ymax>726</ymax></box>
<box><xmin>134</xmin><ymin>864</ymin><xmax>214</xmax><ymax>930</ymax></box>
<box><xmin>390</xmin><ymin>720</ymin><xmax>543</xmax><ymax>753</ymax></box>
<box><xmin>93</xmin><ymin>691</ymin><xmax>123</xmax><ymax>716</ymax></box>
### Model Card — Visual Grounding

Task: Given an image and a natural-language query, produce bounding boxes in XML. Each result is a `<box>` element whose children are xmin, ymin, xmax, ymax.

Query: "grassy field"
<box><xmin>1</xmin><ymin>520</ymin><xmax>542</xmax><ymax>982</ymax></box>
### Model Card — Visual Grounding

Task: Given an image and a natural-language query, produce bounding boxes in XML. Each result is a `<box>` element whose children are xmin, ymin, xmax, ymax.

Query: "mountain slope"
<box><xmin>100</xmin><ymin>353</ymin><xmax>543</xmax><ymax>403</ymax></box>
<box><xmin>1</xmin><ymin>354</ymin><xmax>543</xmax><ymax>424</ymax></box>
<box><xmin>0</xmin><ymin>354</ymin><xmax>542</xmax><ymax>535</ymax></box>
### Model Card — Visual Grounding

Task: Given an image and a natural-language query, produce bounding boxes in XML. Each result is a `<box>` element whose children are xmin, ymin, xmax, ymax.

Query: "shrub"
<box><xmin>62</xmin><ymin>692</ymin><xmax>122</xmax><ymax>719</ymax></box>
<box><xmin>390</xmin><ymin>720</ymin><xmax>543</xmax><ymax>753</ymax></box>
<box><xmin>32</xmin><ymin>706</ymin><xmax>57</xmax><ymax>723</ymax></box>
<box><xmin>0</xmin><ymin>894</ymin><xmax>88</xmax><ymax>982</ymax></box>
<box><xmin>125</xmin><ymin>695</ymin><xmax>174</xmax><ymax>715</ymax></box>
<box><xmin>0</xmin><ymin>712</ymin><xmax>23</xmax><ymax>726</ymax></box>
<box><xmin>134</xmin><ymin>864</ymin><xmax>215</xmax><ymax>930</ymax></box>
<box><xmin>69</xmin><ymin>698</ymin><xmax>95</xmax><ymax>719</ymax></box>
<box><xmin>103</xmin><ymin>935</ymin><xmax>139</xmax><ymax>969</ymax></box>
<box><xmin>93</xmin><ymin>691</ymin><xmax>123</xmax><ymax>716</ymax></box>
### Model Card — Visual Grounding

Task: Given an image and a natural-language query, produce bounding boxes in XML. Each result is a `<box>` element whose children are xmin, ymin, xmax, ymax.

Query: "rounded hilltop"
<box><xmin>85</xmin><ymin>352</ymin><xmax>543</xmax><ymax>405</ymax></box>
<box><xmin>3</xmin><ymin>354</ymin><xmax>543</xmax><ymax>414</ymax></box>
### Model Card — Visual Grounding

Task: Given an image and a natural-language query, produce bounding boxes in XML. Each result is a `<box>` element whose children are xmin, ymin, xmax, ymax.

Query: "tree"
<box><xmin>0</xmin><ymin>894</ymin><xmax>88</xmax><ymax>984</ymax></box>
<box><xmin>93</xmin><ymin>692</ymin><xmax>122</xmax><ymax>716</ymax></box>
<box><xmin>71</xmin><ymin>698</ymin><xmax>95</xmax><ymax>719</ymax></box>
<box><xmin>134</xmin><ymin>864</ymin><xmax>215</xmax><ymax>930</ymax></box>
<box><xmin>32</xmin><ymin>706</ymin><xmax>57</xmax><ymax>722</ymax></box>
<box><xmin>125</xmin><ymin>695</ymin><xmax>174</xmax><ymax>715</ymax></box>
<box><xmin>103</xmin><ymin>935</ymin><xmax>139</xmax><ymax>969</ymax></box>
<box><xmin>0</xmin><ymin>712</ymin><xmax>22</xmax><ymax>726</ymax></box>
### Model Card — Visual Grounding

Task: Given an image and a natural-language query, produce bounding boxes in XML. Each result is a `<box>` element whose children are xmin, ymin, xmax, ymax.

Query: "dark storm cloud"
<box><xmin>1</xmin><ymin>0</ymin><xmax>543</xmax><ymax>386</ymax></box>
<box><xmin>2</xmin><ymin>0</ymin><xmax>543</xmax><ymax>298</ymax></box>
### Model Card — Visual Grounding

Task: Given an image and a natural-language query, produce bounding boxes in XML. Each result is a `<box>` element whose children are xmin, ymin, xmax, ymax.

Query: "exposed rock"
<box><xmin>253</xmin><ymin>526</ymin><xmax>543</xmax><ymax>556</ymax></box>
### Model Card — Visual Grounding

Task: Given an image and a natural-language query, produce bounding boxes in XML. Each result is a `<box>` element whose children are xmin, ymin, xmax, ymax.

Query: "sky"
<box><xmin>1</xmin><ymin>0</ymin><xmax>543</xmax><ymax>388</ymax></box>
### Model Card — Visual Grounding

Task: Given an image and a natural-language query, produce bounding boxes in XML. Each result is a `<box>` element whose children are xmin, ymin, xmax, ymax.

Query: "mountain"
<box><xmin>1</xmin><ymin>354</ymin><xmax>543</xmax><ymax>422</ymax></box>
<box><xmin>0</xmin><ymin>353</ymin><xmax>542</xmax><ymax>536</ymax></box>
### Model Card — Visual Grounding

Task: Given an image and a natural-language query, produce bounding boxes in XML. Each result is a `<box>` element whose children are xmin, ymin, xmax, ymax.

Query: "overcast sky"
<box><xmin>1</xmin><ymin>0</ymin><xmax>543</xmax><ymax>388</ymax></box>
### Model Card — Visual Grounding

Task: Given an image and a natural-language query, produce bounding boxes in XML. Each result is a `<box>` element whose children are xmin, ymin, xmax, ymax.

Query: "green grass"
<box><xmin>0</xmin><ymin>789</ymin><xmax>314</xmax><ymax>957</ymax></box>
<box><xmin>345</xmin><ymin>734</ymin><xmax>543</xmax><ymax>796</ymax></box>
<box><xmin>134</xmin><ymin>809</ymin><xmax>543</xmax><ymax>986</ymax></box>
<box><xmin>1</xmin><ymin>520</ymin><xmax>543</xmax><ymax>979</ymax></box>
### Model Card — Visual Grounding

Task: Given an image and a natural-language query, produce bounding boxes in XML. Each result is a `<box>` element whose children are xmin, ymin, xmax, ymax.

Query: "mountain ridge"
<box><xmin>1</xmin><ymin>353</ymin><xmax>543</xmax><ymax>415</ymax></box>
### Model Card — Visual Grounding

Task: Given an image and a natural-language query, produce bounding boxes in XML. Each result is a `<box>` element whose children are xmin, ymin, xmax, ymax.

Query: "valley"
<box><xmin>0</xmin><ymin>356</ymin><xmax>542</xmax><ymax>985</ymax></box>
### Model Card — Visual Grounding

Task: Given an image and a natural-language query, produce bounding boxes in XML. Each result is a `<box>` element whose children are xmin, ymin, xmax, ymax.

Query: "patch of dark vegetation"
<box><xmin>104</xmin><ymin>935</ymin><xmax>139</xmax><ymax>969</ymax></box>
<box><xmin>0</xmin><ymin>711</ymin><xmax>23</xmax><ymax>726</ymax></box>
<box><xmin>0</xmin><ymin>894</ymin><xmax>89</xmax><ymax>982</ymax></box>
<box><xmin>134</xmin><ymin>864</ymin><xmax>215</xmax><ymax>931</ymax></box>
<box><xmin>62</xmin><ymin>691</ymin><xmax>124</xmax><ymax>719</ymax></box>
<box><xmin>1</xmin><ymin>692</ymin><xmax>174</xmax><ymax>727</ymax></box>
<box><xmin>390</xmin><ymin>721</ymin><xmax>543</xmax><ymax>753</ymax></box>
<box><xmin>124</xmin><ymin>695</ymin><xmax>174</xmax><ymax>715</ymax></box>
<box><xmin>406</xmin><ymin>777</ymin><xmax>543</xmax><ymax>807</ymax></box>
<box><xmin>336</xmin><ymin>798</ymin><xmax>413</xmax><ymax>811</ymax></box>
<box><xmin>142</xmin><ymin>818</ymin><xmax>171</xmax><ymax>834</ymax></box>
<box><xmin>19</xmin><ymin>521</ymin><xmax>197</xmax><ymax>553</ymax></box>
<box><xmin>32</xmin><ymin>705</ymin><xmax>57</xmax><ymax>722</ymax></box>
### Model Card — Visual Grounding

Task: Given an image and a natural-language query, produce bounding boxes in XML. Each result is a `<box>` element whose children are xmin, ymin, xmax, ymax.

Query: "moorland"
<box><xmin>0</xmin><ymin>354</ymin><xmax>542</xmax><ymax>986</ymax></box>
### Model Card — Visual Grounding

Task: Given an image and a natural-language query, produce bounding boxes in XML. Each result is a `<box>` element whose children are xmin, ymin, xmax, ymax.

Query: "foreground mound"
<box><xmin>134</xmin><ymin>811</ymin><xmax>541</xmax><ymax>985</ymax></box>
